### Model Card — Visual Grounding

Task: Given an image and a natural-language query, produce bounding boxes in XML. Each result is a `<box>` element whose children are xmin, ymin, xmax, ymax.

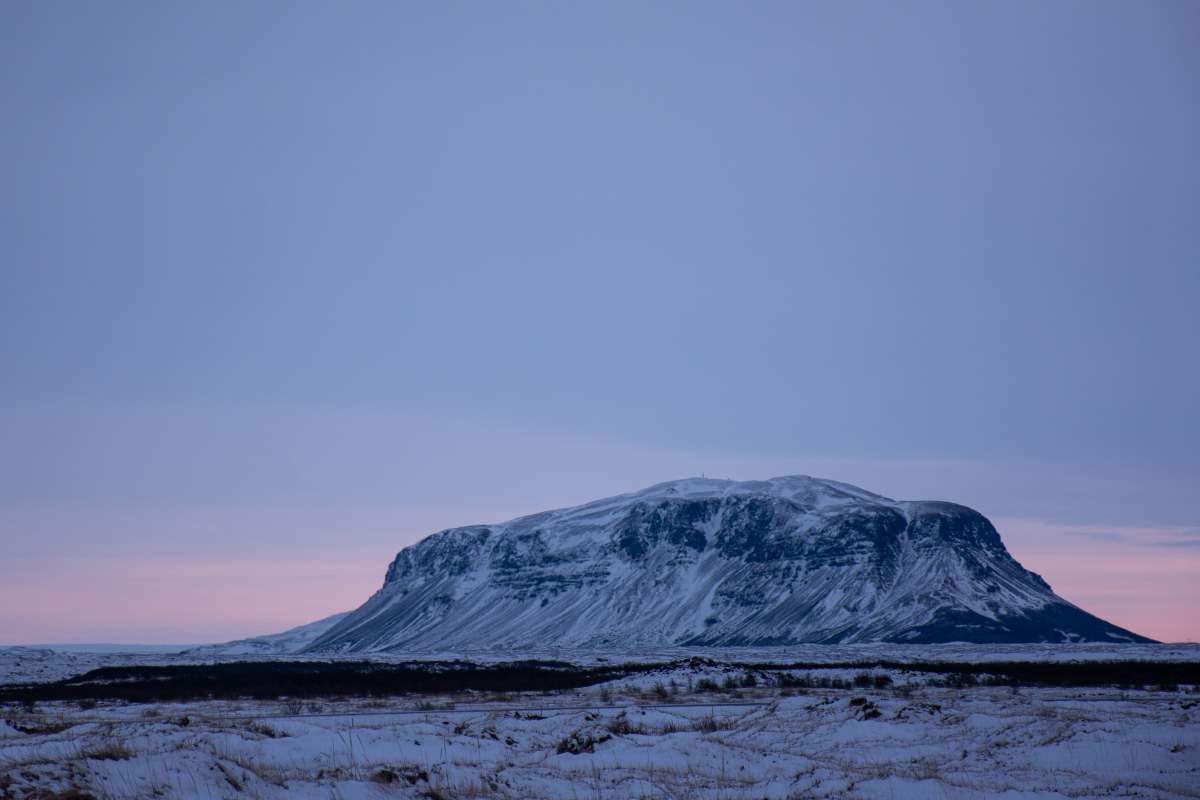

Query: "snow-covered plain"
<box><xmin>2</xmin><ymin>657</ymin><xmax>1198</xmax><ymax>799</ymax></box>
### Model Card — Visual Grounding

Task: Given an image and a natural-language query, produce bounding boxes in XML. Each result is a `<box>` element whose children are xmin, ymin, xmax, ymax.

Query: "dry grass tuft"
<box><xmin>693</xmin><ymin>713</ymin><xmax>736</xmax><ymax>733</ymax></box>
<box><xmin>80</xmin><ymin>738</ymin><xmax>133</xmax><ymax>761</ymax></box>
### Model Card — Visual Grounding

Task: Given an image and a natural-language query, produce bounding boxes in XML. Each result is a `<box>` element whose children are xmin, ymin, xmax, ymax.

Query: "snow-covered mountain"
<box><xmin>308</xmin><ymin>476</ymin><xmax>1152</xmax><ymax>652</ymax></box>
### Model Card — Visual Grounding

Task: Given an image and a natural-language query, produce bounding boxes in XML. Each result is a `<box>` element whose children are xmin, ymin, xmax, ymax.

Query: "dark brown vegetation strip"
<box><xmin>0</xmin><ymin>660</ymin><xmax>651</xmax><ymax>703</ymax></box>
<box><xmin>0</xmin><ymin>658</ymin><xmax>1195</xmax><ymax>704</ymax></box>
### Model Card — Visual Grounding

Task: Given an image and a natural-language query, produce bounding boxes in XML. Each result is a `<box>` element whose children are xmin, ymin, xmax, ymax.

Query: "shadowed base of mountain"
<box><xmin>883</xmin><ymin>603</ymin><xmax>1154</xmax><ymax>645</ymax></box>
<box><xmin>675</xmin><ymin>601</ymin><xmax>1154</xmax><ymax>646</ymax></box>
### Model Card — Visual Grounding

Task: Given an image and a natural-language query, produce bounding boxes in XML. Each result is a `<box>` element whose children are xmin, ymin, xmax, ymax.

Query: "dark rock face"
<box><xmin>615</xmin><ymin>499</ymin><xmax>714</xmax><ymax>559</ymax></box>
<box><xmin>308</xmin><ymin>476</ymin><xmax>1154</xmax><ymax>652</ymax></box>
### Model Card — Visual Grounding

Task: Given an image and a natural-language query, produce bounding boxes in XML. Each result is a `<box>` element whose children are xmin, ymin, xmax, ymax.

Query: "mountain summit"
<box><xmin>308</xmin><ymin>476</ymin><xmax>1152</xmax><ymax>651</ymax></box>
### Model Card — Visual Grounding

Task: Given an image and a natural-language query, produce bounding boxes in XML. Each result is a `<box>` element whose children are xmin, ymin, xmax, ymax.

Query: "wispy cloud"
<box><xmin>1060</xmin><ymin>529</ymin><xmax>1128</xmax><ymax>543</ymax></box>
<box><xmin>1062</xmin><ymin>528</ymin><xmax>1200</xmax><ymax>547</ymax></box>
<box><xmin>1000</xmin><ymin>519</ymin><xmax>1200</xmax><ymax>549</ymax></box>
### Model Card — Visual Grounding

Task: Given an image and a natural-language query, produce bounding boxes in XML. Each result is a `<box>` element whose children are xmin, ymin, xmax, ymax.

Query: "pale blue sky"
<box><xmin>2</xmin><ymin>1</ymin><xmax>1198</xmax><ymax>642</ymax></box>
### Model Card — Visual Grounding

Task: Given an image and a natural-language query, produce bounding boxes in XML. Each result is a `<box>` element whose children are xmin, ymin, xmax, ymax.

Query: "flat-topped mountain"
<box><xmin>307</xmin><ymin>476</ymin><xmax>1152</xmax><ymax>652</ymax></box>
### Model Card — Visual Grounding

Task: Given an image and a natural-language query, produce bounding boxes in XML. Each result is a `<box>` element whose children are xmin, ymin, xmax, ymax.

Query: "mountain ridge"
<box><xmin>302</xmin><ymin>476</ymin><xmax>1152</xmax><ymax>652</ymax></box>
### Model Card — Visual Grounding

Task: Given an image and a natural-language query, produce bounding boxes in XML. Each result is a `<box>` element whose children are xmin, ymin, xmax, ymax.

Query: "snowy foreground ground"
<box><xmin>2</xmin><ymin>655</ymin><xmax>1198</xmax><ymax>799</ymax></box>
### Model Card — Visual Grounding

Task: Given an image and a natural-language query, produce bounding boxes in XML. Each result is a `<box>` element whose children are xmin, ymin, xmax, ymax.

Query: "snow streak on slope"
<box><xmin>182</xmin><ymin>612</ymin><xmax>350</xmax><ymax>657</ymax></box>
<box><xmin>308</xmin><ymin>476</ymin><xmax>1152</xmax><ymax>652</ymax></box>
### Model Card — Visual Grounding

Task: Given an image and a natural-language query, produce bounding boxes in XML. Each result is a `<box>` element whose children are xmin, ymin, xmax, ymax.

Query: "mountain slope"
<box><xmin>308</xmin><ymin>476</ymin><xmax>1152</xmax><ymax>652</ymax></box>
<box><xmin>186</xmin><ymin>612</ymin><xmax>350</xmax><ymax>656</ymax></box>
